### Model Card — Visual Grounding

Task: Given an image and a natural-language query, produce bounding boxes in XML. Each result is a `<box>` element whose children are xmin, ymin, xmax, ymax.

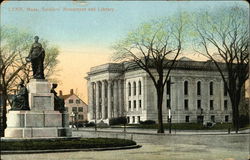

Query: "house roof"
<box><xmin>60</xmin><ymin>94</ymin><xmax>88</xmax><ymax>106</ymax></box>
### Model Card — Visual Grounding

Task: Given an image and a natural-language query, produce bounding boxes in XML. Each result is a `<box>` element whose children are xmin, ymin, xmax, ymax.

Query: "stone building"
<box><xmin>86</xmin><ymin>57</ymin><xmax>234</xmax><ymax>124</ymax></box>
<box><xmin>60</xmin><ymin>89</ymin><xmax>88</xmax><ymax>124</ymax></box>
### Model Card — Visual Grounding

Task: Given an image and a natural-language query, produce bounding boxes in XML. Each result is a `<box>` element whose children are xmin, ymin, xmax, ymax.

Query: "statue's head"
<box><xmin>34</xmin><ymin>36</ymin><xmax>39</xmax><ymax>42</ymax></box>
<box><xmin>19</xmin><ymin>80</ymin><xmax>24</xmax><ymax>87</ymax></box>
<box><xmin>52</xmin><ymin>83</ymin><xmax>58</xmax><ymax>89</ymax></box>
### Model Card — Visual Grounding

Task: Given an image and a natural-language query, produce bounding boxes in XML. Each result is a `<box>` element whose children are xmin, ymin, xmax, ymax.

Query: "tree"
<box><xmin>113</xmin><ymin>14</ymin><xmax>188</xmax><ymax>133</ymax></box>
<box><xmin>192</xmin><ymin>6</ymin><xmax>249</xmax><ymax>133</ymax></box>
<box><xmin>0</xmin><ymin>26</ymin><xmax>60</xmax><ymax>136</ymax></box>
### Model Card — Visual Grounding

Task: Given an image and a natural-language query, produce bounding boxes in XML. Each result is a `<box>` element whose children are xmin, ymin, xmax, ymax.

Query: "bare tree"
<box><xmin>0</xmin><ymin>27</ymin><xmax>60</xmax><ymax>136</ymax></box>
<box><xmin>192</xmin><ymin>6</ymin><xmax>249</xmax><ymax>133</ymax></box>
<box><xmin>0</xmin><ymin>27</ymin><xmax>31</xmax><ymax>136</ymax></box>
<box><xmin>113</xmin><ymin>14</ymin><xmax>188</xmax><ymax>133</ymax></box>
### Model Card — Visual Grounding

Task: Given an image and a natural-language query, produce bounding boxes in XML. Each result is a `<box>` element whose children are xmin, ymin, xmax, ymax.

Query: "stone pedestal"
<box><xmin>5</xmin><ymin>79</ymin><xmax>72</xmax><ymax>138</ymax></box>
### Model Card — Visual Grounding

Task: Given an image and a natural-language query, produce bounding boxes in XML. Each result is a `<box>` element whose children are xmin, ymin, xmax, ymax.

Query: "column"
<box><xmin>101</xmin><ymin>80</ymin><xmax>106</xmax><ymax>119</ymax></box>
<box><xmin>118</xmin><ymin>79</ymin><xmax>123</xmax><ymax>116</ymax></box>
<box><xmin>95</xmin><ymin>81</ymin><xmax>100</xmax><ymax>119</ymax></box>
<box><xmin>107</xmin><ymin>80</ymin><xmax>112</xmax><ymax>118</ymax></box>
<box><xmin>113</xmin><ymin>80</ymin><xmax>118</xmax><ymax>117</ymax></box>
<box><xmin>88</xmin><ymin>81</ymin><xmax>94</xmax><ymax>120</ymax></box>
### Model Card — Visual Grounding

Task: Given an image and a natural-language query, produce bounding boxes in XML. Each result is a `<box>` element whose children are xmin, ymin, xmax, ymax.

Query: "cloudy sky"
<box><xmin>1</xmin><ymin>1</ymin><xmax>247</xmax><ymax>101</ymax></box>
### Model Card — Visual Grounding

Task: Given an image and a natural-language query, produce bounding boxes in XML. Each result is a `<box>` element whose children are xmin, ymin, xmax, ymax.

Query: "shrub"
<box><xmin>139</xmin><ymin>120</ymin><xmax>156</xmax><ymax>125</ymax></box>
<box><xmin>109</xmin><ymin>117</ymin><xmax>127</xmax><ymax>125</ymax></box>
<box><xmin>239</xmin><ymin>115</ymin><xmax>250</xmax><ymax>128</ymax></box>
<box><xmin>85</xmin><ymin>122</ymin><xmax>95</xmax><ymax>127</ymax></box>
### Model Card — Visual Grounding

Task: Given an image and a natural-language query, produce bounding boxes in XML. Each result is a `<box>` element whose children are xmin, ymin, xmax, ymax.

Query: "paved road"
<box><xmin>74</xmin><ymin>127</ymin><xmax>250</xmax><ymax>135</ymax></box>
<box><xmin>1</xmin><ymin>130</ymin><xmax>249</xmax><ymax>160</ymax></box>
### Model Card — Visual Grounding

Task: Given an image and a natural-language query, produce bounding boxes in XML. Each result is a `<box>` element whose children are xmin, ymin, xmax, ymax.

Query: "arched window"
<box><xmin>128</xmin><ymin>82</ymin><xmax>131</xmax><ymax>96</ymax></box>
<box><xmin>209</xmin><ymin>81</ymin><xmax>213</xmax><ymax>95</ymax></box>
<box><xmin>133</xmin><ymin>81</ymin><xmax>136</xmax><ymax>95</ymax></box>
<box><xmin>184</xmin><ymin>81</ymin><xmax>188</xmax><ymax>95</ymax></box>
<box><xmin>197</xmin><ymin>81</ymin><xmax>201</xmax><ymax>95</ymax></box>
<box><xmin>138</xmin><ymin>80</ymin><xmax>142</xmax><ymax>95</ymax></box>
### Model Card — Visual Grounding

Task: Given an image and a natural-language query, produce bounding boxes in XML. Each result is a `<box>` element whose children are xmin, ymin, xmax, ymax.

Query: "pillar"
<box><xmin>118</xmin><ymin>79</ymin><xmax>123</xmax><ymax>116</ymax></box>
<box><xmin>113</xmin><ymin>80</ymin><xmax>118</xmax><ymax>117</ymax></box>
<box><xmin>88</xmin><ymin>81</ymin><xmax>94</xmax><ymax>120</ymax></box>
<box><xmin>107</xmin><ymin>80</ymin><xmax>112</xmax><ymax>118</ymax></box>
<box><xmin>101</xmin><ymin>80</ymin><xmax>106</xmax><ymax>119</ymax></box>
<box><xmin>95</xmin><ymin>81</ymin><xmax>100</xmax><ymax>119</ymax></box>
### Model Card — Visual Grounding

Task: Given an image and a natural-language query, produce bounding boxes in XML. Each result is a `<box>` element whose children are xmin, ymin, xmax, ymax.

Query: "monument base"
<box><xmin>5</xmin><ymin>110</ymin><xmax>72</xmax><ymax>138</ymax></box>
<box><xmin>5</xmin><ymin>127</ymin><xmax>72</xmax><ymax>138</ymax></box>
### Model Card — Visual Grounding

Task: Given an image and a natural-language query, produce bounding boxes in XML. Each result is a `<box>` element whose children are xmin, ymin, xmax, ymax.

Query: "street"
<box><xmin>1</xmin><ymin>129</ymin><xmax>249</xmax><ymax>160</ymax></box>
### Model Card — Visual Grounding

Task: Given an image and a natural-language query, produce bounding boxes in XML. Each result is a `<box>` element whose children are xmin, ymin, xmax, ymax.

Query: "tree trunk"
<box><xmin>1</xmin><ymin>89</ymin><xmax>7</xmax><ymax>137</ymax></box>
<box><xmin>156</xmin><ymin>84</ymin><xmax>164</xmax><ymax>133</ymax></box>
<box><xmin>230</xmin><ymin>91</ymin><xmax>241</xmax><ymax>134</ymax></box>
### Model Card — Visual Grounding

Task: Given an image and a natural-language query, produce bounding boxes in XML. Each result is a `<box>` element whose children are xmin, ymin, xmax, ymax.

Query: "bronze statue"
<box><xmin>11</xmin><ymin>80</ymin><xmax>29</xmax><ymax>110</ymax></box>
<box><xmin>26</xmin><ymin>36</ymin><xmax>45</xmax><ymax>79</ymax></box>
<box><xmin>51</xmin><ymin>83</ymin><xmax>65</xmax><ymax>112</ymax></box>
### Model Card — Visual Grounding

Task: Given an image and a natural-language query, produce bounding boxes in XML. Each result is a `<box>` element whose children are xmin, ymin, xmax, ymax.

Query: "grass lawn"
<box><xmin>1</xmin><ymin>138</ymin><xmax>136</xmax><ymax>150</ymax></box>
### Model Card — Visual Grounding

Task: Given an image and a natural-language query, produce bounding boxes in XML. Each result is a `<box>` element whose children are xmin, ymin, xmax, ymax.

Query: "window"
<box><xmin>76</xmin><ymin>99</ymin><xmax>80</xmax><ymax>104</ymax></box>
<box><xmin>133</xmin><ymin>100</ymin><xmax>136</xmax><ymax>109</ymax></box>
<box><xmin>139</xmin><ymin>100</ymin><xmax>142</xmax><ymax>108</ymax></box>
<box><xmin>224</xmin><ymin>100</ymin><xmax>228</xmax><ymax>110</ymax></box>
<box><xmin>128</xmin><ymin>82</ymin><xmax>131</xmax><ymax>96</ymax></box>
<box><xmin>197</xmin><ymin>100</ymin><xmax>201</xmax><ymax>109</ymax></box>
<box><xmin>197</xmin><ymin>116</ymin><xmax>204</xmax><ymax>123</ymax></box>
<box><xmin>132</xmin><ymin>116</ymin><xmax>135</xmax><ymax>123</ymax></box>
<box><xmin>72</xmin><ymin>107</ymin><xmax>77</xmax><ymax>112</ymax></box>
<box><xmin>78</xmin><ymin>107</ymin><xmax>83</xmax><ymax>112</ymax></box>
<box><xmin>139</xmin><ymin>81</ymin><xmax>142</xmax><ymax>95</ymax></box>
<box><xmin>137</xmin><ymin>116</ymin><xmax>140</xmax><ymax>123</ymax></box>
<box><xmin>224</xmin><ymin>83</ymin><xmax>227</xmax><ymax>96</ymax></box>
<box><xmin>133</xmin><ymin>81</ymin><xmax>136</xmax><ymax>95</ymax></box>
<box><xmin>197</xmin><ymin>81</ymin><xmax>201</xmax><ymax>95</ymax></box>
<box><xmin>184</xmin><ymin>99</ymin><xmax>188</xmax><ymax>110</ymax></box>
<box><xmin>225</xmin><ymin>115</ymin><xmax>229</xmax><ymax>122</ymax></box>
<box><xmin>128</xmin><ymin>101</ymin><xmax>131</xmax><ymax>109</ymax></box>
<box><xmin>167</xmin><ymin>99</ymin><xmax>170</xmax><ymax>109</ymax></box>
<box><xmin>184</xmin><ymin>81</ymin><xmax>188</xmax><ymax>95</ymax></box>
<box><xmin>111</xmin><ymin>102</ymin><xmax>114</xmax><ymax>117</ymax></box>
<box><xmin>167</xmin><ymin>80</ymin><xmax>170</xmax><ymax>95</ymax></box>
<box><xmin>69</xmin><ymin>99</ymin><xmax>73</xmax><ymax>103</ymax></box>
<box><xmin>78</xmin><ymin>115</ymin><xmax>84</xmax><ymax>120</ymax></box>
<box><xmin>185</xmin><ymin>116</ymin><xmax>190</xmax><ymax>123</ymax></box>
<box><xmin>211</xmin><ymin>115</ymin><xmax>215</xmax><ymax>122</ymax></box>
<box><xmin>210</xmin><ymin>100</ymin><xmax>214</xmax><ymax>110</ymax></box>
<box><xmin>209</xmin><ymin>82</ymin><xmax>213</xmax><ymax>95</ymax></box>
<box><xmin>127</xmin><ymin>117</ymin><xmax>130</xmax><ymax>123</ymax></box>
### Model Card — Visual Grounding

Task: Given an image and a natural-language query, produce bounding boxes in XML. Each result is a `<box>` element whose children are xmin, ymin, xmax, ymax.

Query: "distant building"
<box><xmin>60</xmin><ymin>89</ymin><xmax>88</xmax><ymax>124</ymax></box>
<box><xmin>86</xmin><ymin>57</ymin><xmax>241</xmax><ymax>124</ymax></box>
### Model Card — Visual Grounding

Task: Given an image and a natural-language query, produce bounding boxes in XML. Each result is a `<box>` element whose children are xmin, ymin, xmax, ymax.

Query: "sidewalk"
<box><xmin>73</xmin><ymin>127</ymin><xmax>250</xmax><ymax>135</ymax></box>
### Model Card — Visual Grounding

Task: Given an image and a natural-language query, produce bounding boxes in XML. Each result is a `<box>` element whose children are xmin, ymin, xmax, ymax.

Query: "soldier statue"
<box><xmin>26</xmin><ymin>36</ymin><xmax>45</xmax><ymax>79</ymax></box>
<box><xmin>51</xmin><ymin>83</ymin><xmax>65</xmax><ymax>112</ymax></box>
<box><xmin>11</xmin><ymin>80</ymin><xmax>29</xmax><ymax>110</ymax></box>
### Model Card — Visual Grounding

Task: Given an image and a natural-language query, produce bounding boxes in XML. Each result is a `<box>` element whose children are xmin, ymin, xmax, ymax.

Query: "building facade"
<box><xmin>60</xmin><ymin>89</ymin><xmax>88</xmax><ymax>124</ymax></box>
<box><xmin>86</xmin><ymin>58</ymin><xmax>233</xmax><ymax>124</ymax></box>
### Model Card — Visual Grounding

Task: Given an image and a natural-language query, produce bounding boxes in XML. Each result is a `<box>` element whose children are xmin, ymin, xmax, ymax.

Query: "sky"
<box><xmin>1</xmin><ymin>1</ymin><xmax>248</xmax><ymax>102</ymax></box>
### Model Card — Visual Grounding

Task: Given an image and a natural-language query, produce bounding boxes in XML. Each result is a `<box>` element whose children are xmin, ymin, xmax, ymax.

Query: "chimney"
<box><xmin>59</xmin><ymin>90</ymin><xmax>63</xmax><ymax>96</ymax></box>
<box><xmin>70</xmin><ymin>89</ymin><xmax>74</xmax><ymax>95</ymax></box>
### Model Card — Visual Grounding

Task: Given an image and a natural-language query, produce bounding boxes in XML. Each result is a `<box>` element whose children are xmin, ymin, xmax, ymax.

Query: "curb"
<box><xmin>1</xmin><ymin>145</ymin><xmax>142</xmax><ymax>155</ymax></box>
